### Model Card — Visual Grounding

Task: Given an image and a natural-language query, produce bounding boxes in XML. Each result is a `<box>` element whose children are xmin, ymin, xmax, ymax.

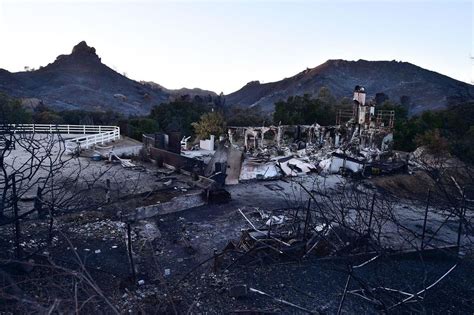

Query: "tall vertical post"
<box><xmin>337</xmin><ymin>272</ymin><xmax>352</xmax><ymax>315</ymax></box>
<box><xmin>304</xmin><ymin>199</ymin><xmax>311</xmax><ymax>240</ymax></box>
<box><xmin>457</xmin><ymin>200</ymin><xmax>465</xmax><ymax>255</ymax></box>
<box><xmin>421</xmin><ymin>189</ymin><xmax>431</xmax><ymax>250</ymax></box>
<box><xmin>0</xmin><ymin>180</ymin><xmax>5</xmax><ymax>217</ymax></box>
<box><xmin>254</xmin><ymin>131</ymin><xmax>257</xmax><ymax>148</ymax></box>
<box><xmin>244</xmin><ymin>129</ymin><xmax>248</xmax><ymax>149</ymax></box>
<box><xmin>12</xmin><ymin>175</ymin><xmax>21</xmax><ymax>259</ymax></box>
<box><xmin>127</xmin><ymin>222</ymin><xmax>136</xmax><ymax>283</ymax></box>
<box><xmin>367</xmin><ymin>192</ymin><xmax>376</xmax><ymax>234</ymax></box>
<box><xmin>277</xmin><ymin>126</ymin><xmax>282</xmax><ymax>147</ymax></box>
<box><xmin>213</xmin><ymin>248</ymin><xmax>219</xmax><ymax>272</ymax></box>
<box><xmin>34</xmin><ymin>187</ymin><xmax>44</xmax><ymax>218</ymax></box>
<box><xmin>48</xmin><ymin>205</ymin><xmax>55</xmax><ymax>246</ymax></box>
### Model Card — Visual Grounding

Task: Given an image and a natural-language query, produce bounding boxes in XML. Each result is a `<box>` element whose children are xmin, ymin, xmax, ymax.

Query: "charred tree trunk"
<box><xmin>126</xmin><ymin>222</ymin><xmax>136</xmax><ymax>283</ymax></box>
<box><xmin>12</xmin><ymin>175</ymin><xmax>21</xmax><ymax>259</ymax></box>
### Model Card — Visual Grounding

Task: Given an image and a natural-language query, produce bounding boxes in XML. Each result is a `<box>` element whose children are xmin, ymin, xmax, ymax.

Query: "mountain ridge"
<box><xmin>1</xmin><ymin>42</ymin><xmax>473</xmax><ymax>116</ymax></box>
<box><xmin>225</xmin><ymin>59</ymin><xmax>474</xmax><ymax>114</ymax></box>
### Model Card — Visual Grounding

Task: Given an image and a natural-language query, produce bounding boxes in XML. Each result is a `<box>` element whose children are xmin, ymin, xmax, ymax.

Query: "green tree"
<box><xmin>317</xmin><ymin>86</ymin><xmax>336</xmax><ymax>106</ymax></box>
<box><xmin>273</xmin><ymin>89</ymin><xmax>337</xmax><ymax>125</ymax></box>
<box><xmin>383</xmin><ymin>100</ymin><xmax>473</xmax><ymax>163</ymax></box>
<box><xmin>32</xmin><ymin>104</ymin><xmax>64</xmax><ymax>124</ymax></box>
<box><xmin>452</xmin><ymin>126</ymin><xmax>474</xmax><ymax>163</ymax></box>
<box><xmin>34</xmin><ymin>111</ymin><xmax>64</xmax><ymax>124</ymax></box>
<box><xmin>192</xmin><ymin>111</ymin><xmax>226</xmax><ymax>139</ymax></box>
<box><xmin>59</xmin><ymin>110</ymin><xmax>123</xmax><ymax>126</ymax></box>
<box><xmin>149</xmin><ymin>100</ymin><xmax>211</xmax><ymax>135</ymax></box>
<box><xmin>415</xmin><ymin>128</ymin><xmax>450</xmax><ymax>155</ymax></box>
<box><xmin>225</xmin><ymin>106</ymin><xmax>267</xmax><ymax>127</ymax></box>
<box><xmin>0</xmin><ymin>93</ymin><xmax>32</xmax><ymax>123</ymax></box>
<box><xmin>338</xmin><ymin>97</ymin><xmax>353</xmax><ymax>108</ymax></box>
<box><xmin>125</xmin><ymin>118</ymin><xmax>159</xmax><ymax>140</ymax></box>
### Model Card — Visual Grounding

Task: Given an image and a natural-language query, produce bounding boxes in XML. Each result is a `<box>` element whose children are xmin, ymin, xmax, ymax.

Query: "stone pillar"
<box><xmin>228</xmin><ymin>129</ymin><xmax>233</xmax><ymax>145</ymax></box>
<box><xmin>253</xmin><ymin>131</ymin><xmax>257</xmax><ymax>148</ymax></box>
<box><xmin>244</xmin><ymin>129</ymin><xmax>248</xmax><ymax>148</ymax></box>
<box><xmin>277</xmin><ymin>127</ymin><xmax>282</xmax><ymax>147</ymax></box>
<box><xmin>335</xmin><ymin>132</ymin><xmax>340</xmax><ymax>148</ymax></box>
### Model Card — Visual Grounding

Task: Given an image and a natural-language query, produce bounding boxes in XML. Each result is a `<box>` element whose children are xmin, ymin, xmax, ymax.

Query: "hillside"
<box><xmin>141</xmin><ymin>81</ymin><xmax>217</xmax><ymax>100</ymax></box>
<box><xmin>0</xmin><ymin>41</ymin><xmax>208</xmax><ymax>115</ymax></box>
<box><xmin>226</xmin><ymin>59</ymin><xmax>474</xmax><ymax>114</ymax></box>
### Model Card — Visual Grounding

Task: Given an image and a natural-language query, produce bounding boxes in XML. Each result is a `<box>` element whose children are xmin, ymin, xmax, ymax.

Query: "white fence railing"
<box><xmin>1</xmin><ymin>124</ymin><xmax>121</xmax><ymax>153</ymax></box>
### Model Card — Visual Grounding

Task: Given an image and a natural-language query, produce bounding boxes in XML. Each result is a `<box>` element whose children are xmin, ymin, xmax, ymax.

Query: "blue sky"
<box><xmin>0</xmin><ymin>0</ymin><xmax>472</xmax><ymax>93</ymax></box>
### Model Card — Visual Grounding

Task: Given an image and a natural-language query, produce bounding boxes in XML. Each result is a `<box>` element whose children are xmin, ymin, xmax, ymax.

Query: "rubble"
<box><xmin>192</xmin><ymin>86</ymin><xmax>400</xmax><ymax>182</ymax></box>
<box><xmin>137</xmin><ymin>86</ymin><xmax>402</xmax><ymax>185</ymax></box>
<box><xmin>231</xmin><ymin>207</ymin><xmax>377</xmax><ymax>266</ymax></box>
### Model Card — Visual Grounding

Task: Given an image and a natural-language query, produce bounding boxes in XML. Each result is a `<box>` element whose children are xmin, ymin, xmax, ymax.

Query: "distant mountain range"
<box><xmin>1</xmin><ymin>42</ymin><xmax>473</xmax><ymax>116</ymax></box>
<box><xmin>0</xmin><ymin>41</ymin><xmax>215</xmax><ymax>115</ymax></box>
<box><xmin>226</xmin><ymin>59</ymin><xmax>474</xmax><ymax>115</ymax></box>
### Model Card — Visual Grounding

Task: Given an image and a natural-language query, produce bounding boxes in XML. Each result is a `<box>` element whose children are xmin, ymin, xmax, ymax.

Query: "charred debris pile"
<box><xmin>144</xmin><ymin>86</ymin><xmax>405</xmax><ymax>185</ymax></box>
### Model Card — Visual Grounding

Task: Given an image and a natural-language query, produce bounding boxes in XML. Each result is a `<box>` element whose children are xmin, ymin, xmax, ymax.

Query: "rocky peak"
<box><xmin>53</xmin><ymin>41</ymin><xmax>101</xmax><ymax>65</ymax></box>
<box><xmin>71</xmin><ymin>41</ymin><xmax>98</xmax><ymax>57</ymax></box>
<box><xmin>245</xmin><ymin>80</ymin><xmax>261</xmax><ymax>87</ymax></box>
<box><xmin>46</xmin><ymin>41</ymin><xmax>100</xmax><ymax>65</ymax></box>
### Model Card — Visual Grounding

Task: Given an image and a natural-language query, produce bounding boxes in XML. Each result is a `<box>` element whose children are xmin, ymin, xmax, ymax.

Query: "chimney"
<box><xmin>353</xmin><ymin>85</ymin><xmax>366</xmax><ymax>106</ymax></box>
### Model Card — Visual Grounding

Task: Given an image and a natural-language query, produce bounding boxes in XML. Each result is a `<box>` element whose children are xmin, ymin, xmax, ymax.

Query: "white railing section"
<box><xmin>1</xmin><ymin>124</ymin><xmax>121</xmax><ymax>153</ymax></box>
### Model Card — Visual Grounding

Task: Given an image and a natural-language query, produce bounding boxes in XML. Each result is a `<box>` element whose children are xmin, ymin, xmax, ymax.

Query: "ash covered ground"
<box><xmin>0</xmin><ymin>134</ymin><xmax>473</xmax><ymax>314</ymax></box>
